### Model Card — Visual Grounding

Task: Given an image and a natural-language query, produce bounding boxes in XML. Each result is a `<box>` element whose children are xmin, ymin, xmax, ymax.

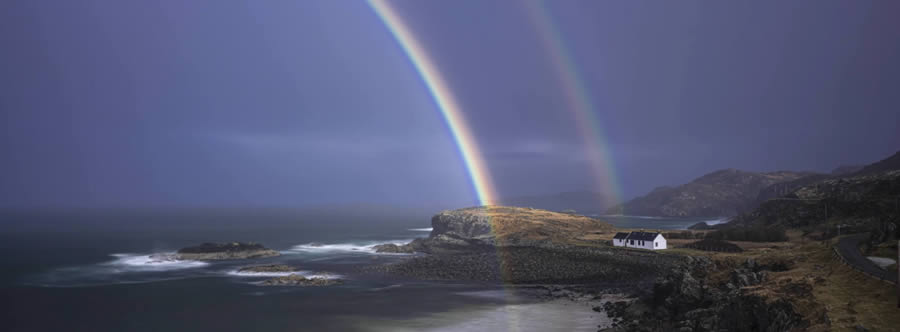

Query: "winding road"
<box><xmin>835</xmin><ymin>234</ymin><xmax>897</xmax><ymax>284</ymax></box>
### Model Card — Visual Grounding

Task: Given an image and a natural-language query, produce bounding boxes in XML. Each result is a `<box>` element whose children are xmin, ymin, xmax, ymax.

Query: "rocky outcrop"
<box><xmin>371</xmin><ymin>243</ymin><xmax>415</xmax><ymax>254</ymax></box>
<box><xmin>237</xmin><ymin>264</ymin><xmax>296</xmax><ymax>273</ymax></box>
<box><xmin>411</xmin><ymin>206</ymin><xmax>614</xmax><ymax>254</ymax></box>
<box><xmin>176</xmin><ymin>242</ymin><xmax>280</xmax><ymax>260</ymax></box>
<box><xmin>607</xmin><ymin>169</ymin><xmax>814</xmax><ymax>218</ymax></box>
<box><xmin>602</xmin><ymin>258</ymin><xmax>806</xmax><ymax>332</ymax></box>
<box><xmin>729</xmin><ymin>259</ymin><xmax>768</xmax><ymax>287</ymax></box>
<box><xmin>260</xmin><ymin>274</ymin><xmax>342</xmax><ymax>286</ymax></box>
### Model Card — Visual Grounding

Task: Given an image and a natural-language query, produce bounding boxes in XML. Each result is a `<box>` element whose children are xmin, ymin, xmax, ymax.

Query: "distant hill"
<box><xmin>726</xmin><ymin>149</ymin><xmax>900</xmax><ymax>236</ymax></box>
<box><xmin>754</xmin><ymin>151</ymin><xmax>899</xmax><ymax>204</ymax></box>
<box><xmin>848</xmin><ymin>150</ymin><xmax>900</xmax><ymax>176</ymax></box>
<box><xmin>606</xmin><ymin>169</ymin><xmax>814</xmax><ymax>218</ymax></box>
<box><xmin>497</xmin><ymin>191</ymin><xmax>617</xmax><ymax>216</ymax></box>
<box><xmin>755</xmin><ymin>174</ymin><xmax>832</xmax><ymax>204</ymax></box>
<box><xmin>830</xmin><ymin>165</ymin><xmax>863</xmax><ymax>175</ymax></box>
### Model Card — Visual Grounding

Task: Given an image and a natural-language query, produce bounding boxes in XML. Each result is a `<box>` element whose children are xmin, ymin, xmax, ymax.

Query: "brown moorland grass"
<box><xmin>582</xmin><ymin>228</ymin><xmax>899</xmax><ymax>330</ymax></box>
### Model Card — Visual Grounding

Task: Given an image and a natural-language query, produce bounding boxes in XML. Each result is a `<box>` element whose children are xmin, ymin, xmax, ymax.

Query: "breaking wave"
<box><xmin>287</xmin><ymin>240</ymin><xmax>414</xmax><ymax>254</ymax></box>
<box><xmin>27</xmin><ymin>253</ymin><xmax>209</xmax><ymax>287</ymax></box>
<box><xmin>226</xmin><ymin>270</ymin><xmax>342</xmax><ymax>279</ymax></box>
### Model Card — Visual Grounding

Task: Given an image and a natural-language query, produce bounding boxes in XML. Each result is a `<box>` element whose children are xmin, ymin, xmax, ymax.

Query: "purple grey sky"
<box><xmin>2</xmin><ymin>0</ymin><xmax>899</xmax><ymax>208</ymax></box>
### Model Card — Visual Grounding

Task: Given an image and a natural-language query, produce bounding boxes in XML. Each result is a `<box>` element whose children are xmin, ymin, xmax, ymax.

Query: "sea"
<box><xmin>0</xmin><ymin>208</ymin><xmax>724</xmax><ymax>332</ymax></box>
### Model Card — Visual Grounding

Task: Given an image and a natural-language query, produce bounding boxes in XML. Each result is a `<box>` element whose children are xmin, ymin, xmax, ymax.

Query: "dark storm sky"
<box><xmin>2</xmin><ymin>1</ymin><xmax>899</xmax><ymax>208</ymax></box>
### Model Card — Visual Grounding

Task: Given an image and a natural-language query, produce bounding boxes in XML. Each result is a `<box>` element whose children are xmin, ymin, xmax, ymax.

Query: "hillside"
<box><xmin>726</xmin><ymin>150</ymin><xmax>900</xmax><ymax>234</ymax></box>
<box><xmin>731</xmin><ymin>170</ymin><xmax>900</xmax><ymax>230</ymax></box>
<box><xmin>848</xmin><ymin>150</ymin><xmax>900</xmax><ymax>176</ymax></box>
<box><xmin>606</xmin><ymin>169</ymin><xmax>814</xmax><ymax>217</ymax></box>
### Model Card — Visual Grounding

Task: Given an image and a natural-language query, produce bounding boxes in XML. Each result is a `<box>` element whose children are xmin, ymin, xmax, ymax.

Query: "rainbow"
<box><xmin>523</xmin><ymin>1</ymin><xmax>622</xmax><ymax>206</ymax></box>
<box><xmin>368</xmin><ymin>0</ymin><xmax>498</xmax><ymax>207</ymax></box>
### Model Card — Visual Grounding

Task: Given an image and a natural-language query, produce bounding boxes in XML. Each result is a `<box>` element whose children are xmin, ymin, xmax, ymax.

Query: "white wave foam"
<box><xmin>288</xmin><ymin>239</ymin><xmax>413</xmax><ymax>254</ymax></box>
<box><xmin>105</xmin><ymin>253</ymin><xmax>208</xmax><ymax>272</ymax></box>
<box><xmin>409</xmin><ymin>227</ymin><xmax>433</xmax><ymax>232</ymax></box>
<box><xmin>28</xmin><ymin>252</ymin><xmax>209</xmax><ymax>287</ymax></box>
<box><xmin>232</xmin><ymin>271</ymin><xmax>343</xmax><ymax>280</ymax></box>
<box><xmin>703</xmin><ymin>217</ymin><xmax>732</xmax><ymax>225</ymax></box>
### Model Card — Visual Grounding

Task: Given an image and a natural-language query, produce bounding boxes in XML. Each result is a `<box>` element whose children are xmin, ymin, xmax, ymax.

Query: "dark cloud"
<box><xmin>2</xmin><ymin>0</ymin><xmax>898</xmax><ymax>208</ymax></box>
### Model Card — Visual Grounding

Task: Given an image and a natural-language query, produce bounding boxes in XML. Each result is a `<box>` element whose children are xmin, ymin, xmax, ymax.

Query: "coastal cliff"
<box><xmin>404</xmin><ymin>206</ymin><xmax>614</xmax><ymax>254</ymax></box>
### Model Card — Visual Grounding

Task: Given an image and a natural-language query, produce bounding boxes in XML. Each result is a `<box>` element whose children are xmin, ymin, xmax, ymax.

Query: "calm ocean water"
<box><xmin>0</xmin><ymin>208</ymin><xmax>719</xmax><ymax>331</ymax></box>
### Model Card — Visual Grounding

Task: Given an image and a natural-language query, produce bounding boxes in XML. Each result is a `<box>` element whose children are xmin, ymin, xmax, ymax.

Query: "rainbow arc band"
<box><xmin>368</xmin><ymin>0</ymin><xmax>498</xmax><ymax>207</ymax></box>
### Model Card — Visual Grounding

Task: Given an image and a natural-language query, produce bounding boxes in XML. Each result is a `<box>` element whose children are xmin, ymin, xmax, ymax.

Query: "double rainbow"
<box><xmin>370</xmin><ymin>1</ymin><xmax>621</xmax><ymax>209</ymax></box>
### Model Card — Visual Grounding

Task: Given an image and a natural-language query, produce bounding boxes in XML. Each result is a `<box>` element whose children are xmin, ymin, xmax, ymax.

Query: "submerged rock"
<box><xmin>176</xmin><ymin>242</ymin><xmax>280</xmax><ymax>260</ymax></box>
<box><xmin>260</xmin><ymin>274</ymin><xmax>342</xmax><ymax>286</ymax></box>
<box><xmin>237</xmin><ymin>264</ymin><xmax>297</xmax><ymax>273</ymax></box>
<box><xmin>372</xmin><ymin>243</ymin><xmax>415</xmax><ymax>254</ymax></box>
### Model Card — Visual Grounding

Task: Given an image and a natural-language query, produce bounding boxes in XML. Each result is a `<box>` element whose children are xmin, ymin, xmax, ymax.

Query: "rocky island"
<box><xmin>237</xmin><ymin>264</ymin><xmax>297</xmax><ymax>273</ymax></box>
<box><xmin>260</xmin><ymin>274</ymin><xmax>342</xmax><ymax>287</ymax></box>
<box><xmin>176</xmin><ymin>242</ymin><xmax>280</xmax><ymax>260</ymax></box>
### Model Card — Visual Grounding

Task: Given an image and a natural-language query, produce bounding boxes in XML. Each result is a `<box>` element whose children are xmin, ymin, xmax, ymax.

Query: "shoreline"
<box><xmin>349</xmin><ymin>284</ymin><xmax>629</xmax><ymax>332</ymax></box>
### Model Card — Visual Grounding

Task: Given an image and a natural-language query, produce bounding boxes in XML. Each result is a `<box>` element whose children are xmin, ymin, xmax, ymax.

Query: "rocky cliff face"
<box><xmin>607</xmin><ymin>169</ymin><xmax>814</xmax><ymax>217</ymax></box>
<box><xmin>409</xmin><ymin>206</ymin><xmax>614</xmax><ymax>254</ymax></box>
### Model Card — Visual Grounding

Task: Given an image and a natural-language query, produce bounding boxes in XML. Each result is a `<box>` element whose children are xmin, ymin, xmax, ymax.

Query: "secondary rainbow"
<box><xmin>524</xmin><ymin>1</ymin><xmax>623</xmax><ymax>206</ymax></box>
<box><xmin>368</xmin><ymin>0</ymin><xmax>498</xmax><ymax>207</ymax></box>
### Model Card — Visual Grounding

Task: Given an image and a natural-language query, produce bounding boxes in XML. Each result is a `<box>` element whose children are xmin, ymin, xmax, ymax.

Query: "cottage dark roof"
<box><xmin>627</xmin><ymin>231</ymin><xmax>660</xmax><ymax>241</ymax></box>
<box><xmin>613</xmin><ymin>232</ymin><xmax>630</xmax><ymax>240</ymax></box>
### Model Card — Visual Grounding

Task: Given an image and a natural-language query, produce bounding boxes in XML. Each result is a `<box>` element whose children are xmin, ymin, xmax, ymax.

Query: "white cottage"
<box><xmin>613</xmin><ymin>232</ymin><xmax>630</xmax><ymax>247</ymax></box>
<box><xmin>612</xmin><ymin>231</ymin><xmax>666</xmax><ymax>250</ymax></box>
